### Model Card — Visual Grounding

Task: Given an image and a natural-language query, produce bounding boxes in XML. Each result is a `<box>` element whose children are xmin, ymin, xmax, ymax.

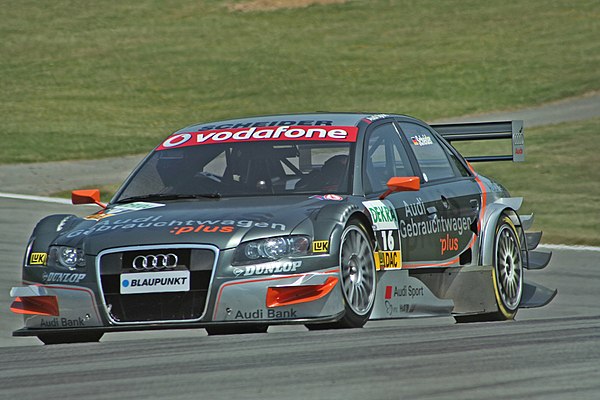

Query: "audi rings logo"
<box><xmin>132</xmin><ymin>253</ymin><xmax>178</xmax><ymax>271</ymax></box>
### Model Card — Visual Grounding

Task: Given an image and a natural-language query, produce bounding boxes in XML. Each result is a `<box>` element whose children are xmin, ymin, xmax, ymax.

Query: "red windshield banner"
<box><xmin>157</xmin><ymin>126</ymin><xmax>358</xmax><ymax>150</ymax></box>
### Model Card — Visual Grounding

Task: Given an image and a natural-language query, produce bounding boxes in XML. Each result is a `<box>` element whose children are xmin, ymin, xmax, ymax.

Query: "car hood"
<box><xmin>55</xmin><ymin>196</ymin><xmax>347</xmax><ymax>254</ymax></box>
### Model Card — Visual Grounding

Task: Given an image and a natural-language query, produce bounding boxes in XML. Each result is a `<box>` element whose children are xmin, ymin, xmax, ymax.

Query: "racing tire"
<box><xmin>37</xmin><ymin>332</ymin><xmax>103</xmax><ymax>345</ymax></box>
<box><xmin>455</xmin><ymin>214</ymin><xmax>523</xmax><ymax>323</ymax></box>
<box><xmin>205</xmin><ymin>324</ymin><xmax>268</xmax><ymax>335</ymax></box>
<box><xmin>306</xmin><ymin>221</ymin><xmax>376</xmax><ymax>330</ymax></box>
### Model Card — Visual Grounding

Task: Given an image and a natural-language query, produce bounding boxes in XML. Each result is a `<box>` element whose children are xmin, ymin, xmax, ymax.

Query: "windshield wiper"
<box><xmin>114</xmin><ymin>193</ymin><xmax>221</xmax><ymax>204</ymax></box>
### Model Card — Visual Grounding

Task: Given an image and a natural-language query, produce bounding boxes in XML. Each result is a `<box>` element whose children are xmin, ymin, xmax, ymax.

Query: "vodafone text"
<box><xmin>159</xmin><ymin>125</ymin><xmax>358</xmax><ymax>149</ymax></box>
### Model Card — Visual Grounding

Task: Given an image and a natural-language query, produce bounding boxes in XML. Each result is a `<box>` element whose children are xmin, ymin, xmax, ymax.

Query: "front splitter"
<box><xmin>12</xmin><ymin>312</ymin><xmax>344</xmax><ymax>337</ymax></box>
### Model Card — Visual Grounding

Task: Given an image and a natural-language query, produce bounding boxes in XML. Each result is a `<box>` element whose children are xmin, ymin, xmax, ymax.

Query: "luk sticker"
<box><xmin>85</xmin><ymin>202</ymin><xmax>164</xmax><ymax>221</ymax></box>
<box><xmin>312</xmin><ymin>241</ymin><xmax>329</xmax><ymax>253</ymax></box>
<box><xmin>29</xmin><ymin>252</ymin><xmax>47</xmax><ymax>266</ymax></box>
<box><xmin>157</xmin><ymin>126</ymin><xmax>358</xmax><ymax>150</ymax></box>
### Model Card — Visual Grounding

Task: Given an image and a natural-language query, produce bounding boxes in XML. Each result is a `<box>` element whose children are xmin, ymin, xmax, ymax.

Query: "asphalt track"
<box><xmin>0</xmin><ymin>197</ymin><xmax>599</xmax><ymax>399</ymax></box>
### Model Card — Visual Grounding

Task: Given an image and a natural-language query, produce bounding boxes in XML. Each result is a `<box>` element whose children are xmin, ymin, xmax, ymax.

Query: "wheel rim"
<box><xmin>339</xmin><ymin>226</ymin><xmax>375</xmax><ymax>316</ymax></box>
<box><xmin>495</xmin><ymin>224</ymin><xmax>523</xmax><ymax>311</ymax></box>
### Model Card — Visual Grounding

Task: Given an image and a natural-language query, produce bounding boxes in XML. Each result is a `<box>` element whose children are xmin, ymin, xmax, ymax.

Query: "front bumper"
<box><xmin>10</xmin><ymin>266</ymin><xmax>344</xmax><ymax>336</ymax></box>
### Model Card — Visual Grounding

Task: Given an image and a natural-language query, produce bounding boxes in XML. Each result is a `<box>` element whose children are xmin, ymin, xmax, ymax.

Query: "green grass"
<box><xmin>456</xmin><ymin>118</ymin><xmax>600</xmax><ymax>246</ymax></box>
<box><xmin>1</xmin><ymin>0</ymin><xmax>599</xmax><ymax>163</ymax></box>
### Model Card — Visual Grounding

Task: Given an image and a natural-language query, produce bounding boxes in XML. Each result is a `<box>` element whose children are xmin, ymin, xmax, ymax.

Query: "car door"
<box><xmin>396</xmin><ymin>121</ymin><xmax>481</xmax><ymax>267</ymax></box>
<box><xmin>361</xmin><ymin>121</ymin><xmax>441</xmax><ymax>269</ymax></box>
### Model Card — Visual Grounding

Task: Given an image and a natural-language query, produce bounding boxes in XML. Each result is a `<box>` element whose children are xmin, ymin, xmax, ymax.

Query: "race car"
<box><xmin>10</xmin><ymin>112</ymin><xmax>557</xmax><ymax>344</ymax></box>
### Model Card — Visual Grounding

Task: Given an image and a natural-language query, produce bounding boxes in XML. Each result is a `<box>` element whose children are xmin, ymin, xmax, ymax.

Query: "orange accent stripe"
<box><xmin>266</xmin><ymin>277</ymin><xmax>339</xmax><ymax>308</ymax></box>
<box><xmin>460</xmin><ymin>172</ymin><xmax>487</xmax><ymax>259</ymax></box>
<box><xmin>402</xmin><ymin>256</ymin><xmax>460</xmax><ymax>269</ymax></box>
<box><xmin>213</xmin><ymin>270</ymin><xmax>339</xmax><ymax>319</ymax></box>
<box><xmin>10</xmin><ymin>296</ymin><xmax>59</xmax><ymax>316</ymax></box>
<box><xmin>20</xmin><ymin>282</ymin><xmax>102</xmax><ymax>321</ymax></box>
<box><xmin>460</xmin><ymin>164</ymin><xmax>489</xmax><ymax>253</ymax></box>
<box><xmin>472</xmin><ymin>172</ymin><xmax>487</xmax><ymax>235</ymax></box>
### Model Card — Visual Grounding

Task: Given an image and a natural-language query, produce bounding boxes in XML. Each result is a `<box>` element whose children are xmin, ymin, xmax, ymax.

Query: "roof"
<box><xmin>174</xmin><ymin>112</ymin><xmax>421</xmax><ymax>134</ymax></box>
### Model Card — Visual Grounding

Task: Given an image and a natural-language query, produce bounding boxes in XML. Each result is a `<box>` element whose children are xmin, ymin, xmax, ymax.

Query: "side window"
<box><xmin>398</xmin><ymin>122</ymin><xmax>457</xmax><ymax>182</ymax></box>
<box><xmin>443</xmin><ymin>143</ymin><xmax>471</xmax><ymax>177</ymax></box>
<box><xmin>363</xmin><ymin>123</ymin><xmax>414</xmax><ymax>194</ymax></box>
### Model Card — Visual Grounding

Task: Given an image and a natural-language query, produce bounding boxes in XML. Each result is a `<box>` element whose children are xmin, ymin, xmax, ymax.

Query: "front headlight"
<box><xmin>233</xmin><ymin>235</ymin><xmax>310</xmax><ymax>265</ymax></box>
<box><xmin>48</xmin><ymin>246</ymin><xmax>86</xmax><ymax>270</ymax></box>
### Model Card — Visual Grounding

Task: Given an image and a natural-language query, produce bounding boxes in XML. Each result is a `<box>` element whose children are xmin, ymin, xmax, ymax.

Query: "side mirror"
<box><xmin>71</xmin><ymin>189</ymin><xmax>106</xmax><ymax>208</ymax></box>
<box><xmin>379</xmin><ymin>176</ymin><xmax>420</xmax><ymax>199</ymax></box>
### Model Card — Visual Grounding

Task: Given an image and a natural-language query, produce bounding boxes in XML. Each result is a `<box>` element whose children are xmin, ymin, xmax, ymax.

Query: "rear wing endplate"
<box><xmin>431</xmin><ymin>120</ymin><xmax>524</xmax><ymax>162</ymax></box>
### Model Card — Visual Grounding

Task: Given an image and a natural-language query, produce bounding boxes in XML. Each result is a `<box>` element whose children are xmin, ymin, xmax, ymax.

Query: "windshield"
<box><xmin>114</xmin><ymin>140</ymin><xmax>355</xmax><ymax>202</ymax></box>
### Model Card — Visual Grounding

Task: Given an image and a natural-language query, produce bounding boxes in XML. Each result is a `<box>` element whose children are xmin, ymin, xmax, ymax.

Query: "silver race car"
<box><xmin>10</xmin><ymin>113</ymin><xmax>556</xmax><ymax>344</ymax></box>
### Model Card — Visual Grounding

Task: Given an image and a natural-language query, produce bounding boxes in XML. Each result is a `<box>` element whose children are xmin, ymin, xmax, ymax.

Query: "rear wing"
<box><xmin>431</xmin><ymin>120</ymin><xmax>524</xmax><ymax>162</ymax></box>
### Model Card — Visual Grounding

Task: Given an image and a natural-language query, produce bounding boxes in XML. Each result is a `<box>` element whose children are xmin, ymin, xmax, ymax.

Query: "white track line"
<box><xmin>1</xmin><ymin>192</ymin><xmax>599</xmax><ymax>252</ymax></box>
<box><xmin>0</xmin><ymin>192</ymin><xmax>74</xmax><ymax>205</ymax></box>
<box><xmin>538</xmin><ymin>244</ymin><xmax>600</xmax><ymax>252</ymax></box>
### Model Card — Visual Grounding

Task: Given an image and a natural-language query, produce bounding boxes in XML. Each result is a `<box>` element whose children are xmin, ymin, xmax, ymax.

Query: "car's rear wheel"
<box><xmin>205</xmin><ymin>324</ymin><xmax>268</xmax><ymax>335</ymax></box>
<box><xmin>455</xmin><ymin>214</ymin><xmax>523</xmax><ymax>323</ymax></box>
<box><xmin>307</xmin><ymin>221</ymin><xmax>376</xmax><ymax>330</ymax></box>
<box><xmin>491</xmin><ymin>215</ymin><xmax>523</xmax><ymax>319</ymax></box>
<box><xmin>37</xmin><ymin>332</ymin><xmax>103</xmax><ymax>345</ymax></box>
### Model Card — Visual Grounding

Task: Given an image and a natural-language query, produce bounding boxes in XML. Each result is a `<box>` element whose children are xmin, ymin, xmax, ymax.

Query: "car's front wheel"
<box><xmin>307</xmin><ymin>221</ymin><xmax>376</xmax><ymax>330</ymax></box>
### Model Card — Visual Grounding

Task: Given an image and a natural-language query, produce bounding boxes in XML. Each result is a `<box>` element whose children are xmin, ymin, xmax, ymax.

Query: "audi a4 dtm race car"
<box><xmin>10</xmin><ymin>112</ymin><xmax>557</xmax><ymax>344</ymax></box>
